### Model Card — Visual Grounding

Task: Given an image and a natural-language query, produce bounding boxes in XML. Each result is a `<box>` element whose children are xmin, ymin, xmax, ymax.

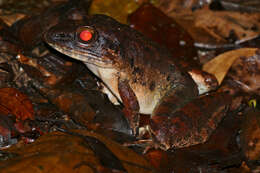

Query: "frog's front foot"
<box><xmin>123</xmin><ymin>125</ymin><xmax>168</xmax><ymax>153</ymax></box>
<box><xmin>122</xmin><ymin>107</ymin><xmax>140</xmax><ymax>135</ymax></box>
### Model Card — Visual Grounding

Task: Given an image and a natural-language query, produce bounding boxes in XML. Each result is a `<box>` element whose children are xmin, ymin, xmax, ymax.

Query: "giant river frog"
<box><xmin>44</xmin><ymin>14</ymin><xmax>231</xmax><ymax>150</ymax></box>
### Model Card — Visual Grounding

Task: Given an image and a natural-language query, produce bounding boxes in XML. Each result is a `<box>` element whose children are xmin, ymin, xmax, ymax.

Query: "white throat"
<box><xmin>85</xmin><ymin>63</ymin><xmax>121</xmax><ymax>104</ymax></box>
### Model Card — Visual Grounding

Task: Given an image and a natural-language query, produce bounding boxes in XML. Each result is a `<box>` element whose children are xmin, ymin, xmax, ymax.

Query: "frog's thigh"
<box><xmin>152</xmin><ymin>85</ymin><xmax>197</xmax><ymax>117</ymax></box>
<box><xmin>150</xmin><ymin>92</ymin><xmax>232</xmax><ymax>148</ymax></box>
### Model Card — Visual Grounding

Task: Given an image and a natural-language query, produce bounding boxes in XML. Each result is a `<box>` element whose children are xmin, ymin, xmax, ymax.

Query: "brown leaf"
<box><xmin>158</xmin><ymin>6</ymin><xmax>260</xmax><ymax>47</ymax></box>
<box><xmin>223</xmin><ymin>50</ymin><xmax>260</xmax><ymax>94</ymax></box>
<box><xmin>241</xmin><ymin>109</ymin><xmax>260</xmax><ymax>161</ymax></box>
<box><xmin>128</xmin><ymin>3</ymin><xmax>199</xmax><ymax>70</ymax></box>
<box><xmin>220</xmin><ymin>0</ymin><xmax>260</xmax><ymax>12</ymax></box>
<box><xmin>0</xmin><ymin>13</ymin><xmax>26</xmax><ymax>26</ymax></box>
<box><xmin>17</xmin><ymin>53</ymin><xmax>84</xmax><ymax>87</ymax></box>
<box><xmin>0</xmin><ymin>130</ymin><xmax>155</xmax><ymax>173</ymax></box>
<box><xmin>0</xmin><ymin>88</ymin><xmax>34</xmax><ymax>121</ymax></box>
<box><xmin>52</xmin><ymin>91</ymin><xmax>96</xmax><ymax>125</ymax></box>
<box><xmin>238</xmin><ymin>108</ymin><xmax>260</xmax><ymax>172</ymax></box>
<box><xmin>202</xmin><ymin>48</ymin><xmax>258</xmax><ymax>84</ymax></box>
<box><xmin>145</xmin><ymin>149</ymin><xmax>170</xmax><ymax>172</ymax></box>
<box><xmin>193</xmin><ymin>9</ymin><xmax>260</xmax><ymax>45</ymax></box>
<box><xmin>155</xmin><ymin>0</ymin><xmax>207</xmax><ymax>14</ymax></box>
<box><xmin>0</xmin><ymin>19</ymin><xmax>22</xmax><ymax>55</ymax></box>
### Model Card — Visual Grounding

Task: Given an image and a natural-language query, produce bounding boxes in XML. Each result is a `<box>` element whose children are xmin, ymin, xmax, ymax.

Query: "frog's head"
<box><xmin>44</xmin><ymin>14</ymin><xmax>127</xmax><ymax>68</ymax></box>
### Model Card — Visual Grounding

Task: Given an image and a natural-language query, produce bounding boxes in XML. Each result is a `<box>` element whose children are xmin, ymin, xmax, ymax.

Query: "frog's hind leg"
<box><xmin>149</xmin><ymin>92</ymin><xmax>232</xmax><ymax>150</ymax></box>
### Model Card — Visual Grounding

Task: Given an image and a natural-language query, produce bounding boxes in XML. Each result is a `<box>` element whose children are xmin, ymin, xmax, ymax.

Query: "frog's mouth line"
<box><xmin>46</xmin><ymin>42</ymin><xmax>114</xmax><ymax>68</ymax></box>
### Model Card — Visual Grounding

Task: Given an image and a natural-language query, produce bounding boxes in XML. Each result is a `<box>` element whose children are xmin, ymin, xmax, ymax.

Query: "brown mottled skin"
<box><xmin>150</xmin><ymin>92</ymin><xmax>231</xmax><ymax>150</ymax></box>
<box><xmin>45</xmin><ymin>14</ymin><xmax>229</xmax><ymax>150</ymax></box>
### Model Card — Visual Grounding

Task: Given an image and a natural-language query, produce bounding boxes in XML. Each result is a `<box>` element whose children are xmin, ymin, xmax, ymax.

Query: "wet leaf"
<box><xmin>203</xmin><ymin>48</ymin><xmax>258</xmax><ymax>84</ymax></box>
<box><xmin>0</xmin><ymin>130</ymin><xmax>155</xmax><ymax>173</ymax></box>
<box><xmin>128</xmin><ymin>3</ymin><xmax>199</xmax><ymax>70</ymax></box>
<box><xmin>0</xmin><ymin>88</ymin><xmax>34</xmax><ymax>121</ymax></box>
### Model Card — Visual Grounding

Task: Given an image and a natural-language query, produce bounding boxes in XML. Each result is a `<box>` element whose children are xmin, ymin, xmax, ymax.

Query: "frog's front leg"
<box><xmin>118</xmin><ymin>79</ymin><xmax>140</xmax><ymax>135</ymax></box>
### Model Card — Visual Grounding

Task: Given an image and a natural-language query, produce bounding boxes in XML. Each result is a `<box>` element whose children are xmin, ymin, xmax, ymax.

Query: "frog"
<box><xmin>44</xmin><ymin>14</ymin><xmax>231</xmax><ymax>150</ymax></box>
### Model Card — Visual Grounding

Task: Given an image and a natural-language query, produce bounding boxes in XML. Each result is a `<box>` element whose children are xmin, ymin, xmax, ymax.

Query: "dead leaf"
<box><xmin>241</xmin><ymin>109</ymin><xmax>260</xmax><ymax>161</ymax></box>
<box><xmin>203</xmin><ymin>48</ymin><xmax>258</xmax><ymax>84</ymax></box>
<box><xmin>0</xmin><ymin>88</ymin><xmax>34</xmax><ymax>121</ymax></box>
<box><xmin>224</xmin><ymin>50</ymin><xmax>260</xmax><ymax>94</ymax></box>
<box><xmin>17</xmin><ymin>53</ymin><xmax>84</xmax><ymax>87</ymax></box>
<box><xmin>0</xmin><ymin>13</ymin><xmax>26</xmax><ymax>26</ymax></box>
<box><xmin>220</xmin><ymin>0</ymin><xmax>260</xmax><ymax>12</ymax></box>
<box><xmin>0</xmin><ymin>130</ymin><xmax>155</xmax><ymax>173</ymax></box>
<box><xmin>155</xmin><ymin>0</ymin><xmax>207</xmax><ymax>14</ymax></box>
<box><xmin>157</xmin><ymin>5</ymin><xmax>260</xmax><ymax>47</ymax></box>
<box><xmin>239</xmin><ymin>108</ymin><xmax>260</xmax><ymax>173</ymax></box>
<box><xmin>193</xmin><ymin>9</ymin><xmax>260</xmax><ymax>45</ymax></box>
<box><xmin>52</xmin><ymin>91</ymin><xmax>96</xmax><ymax>125</ymax></box>
<box><xmin>89</xmin><ymin>0</ymin><xmax>140</xmax><ymax>24</ymax></box>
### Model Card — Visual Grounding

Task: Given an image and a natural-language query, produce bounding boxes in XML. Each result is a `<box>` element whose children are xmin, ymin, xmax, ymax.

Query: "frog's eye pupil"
<box><xmin>79</xmin><ymin>30</ymin><xmax>92</xmax><ymax>41</ymax></box>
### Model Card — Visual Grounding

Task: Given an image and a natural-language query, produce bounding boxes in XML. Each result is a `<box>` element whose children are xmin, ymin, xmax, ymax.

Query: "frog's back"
<box><xmin>91</xmin><ymin>14</ymin><xmax>194</xmax><ymax>86</ymax></box>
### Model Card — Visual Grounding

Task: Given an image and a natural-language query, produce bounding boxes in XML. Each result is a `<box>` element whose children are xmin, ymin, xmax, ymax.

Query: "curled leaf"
<box><xmin>203</xmin><ymin>48</ymin><xmax>258</xmax><ymax>84</ymax></box>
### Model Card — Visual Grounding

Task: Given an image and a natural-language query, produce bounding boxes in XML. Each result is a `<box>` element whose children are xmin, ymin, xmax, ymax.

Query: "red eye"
<box><xmin>79</xmin><ymin>30</ymin><xmax>92</xmax><ymax>41</ymax></box>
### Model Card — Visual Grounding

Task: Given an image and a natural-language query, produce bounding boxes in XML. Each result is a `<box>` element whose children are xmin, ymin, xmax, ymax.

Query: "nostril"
<box><xmin>56</xmin><ymin>33</ymin><xmax>65</xmax><ymax>38</ymax></box>
<box><xmin>52</xmin><ymin>32</ymin><xmax>74</xmax><ymax>41</ymax></box>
